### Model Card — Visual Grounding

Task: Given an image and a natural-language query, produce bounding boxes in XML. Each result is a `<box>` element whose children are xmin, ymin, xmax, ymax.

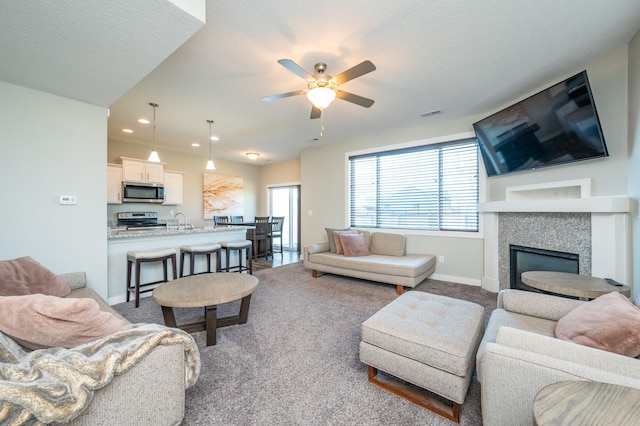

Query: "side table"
<box><xmin>521</xmin><ymin>271</ymin><xmax>631</xmax><ymax>300</ymax></box>
<box><xmin>533</xmin><ymin>381</ymin><xmax>640</xmax><ymax>425</ymax></box>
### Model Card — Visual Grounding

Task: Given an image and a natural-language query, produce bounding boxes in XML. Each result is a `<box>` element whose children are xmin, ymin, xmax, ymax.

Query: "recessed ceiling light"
<box><xmin>210</xmin><ymin>136</ymin><xmax>220</xmax><ymax>141</ymax></box>
<box><xmin>246</xmin><ymin>152</ymin><xmax>260</xmax><ymax>160</ymax></box>
<box><xmin>191</xmin><ymin>143</ymin><xmax>200</xmax><ymax>147</ymax></box>
<box><xmin>137</xmin><ymin>118</ymin><xmax>150</xmax><ymax>124</ymax></box>
<box><xmin>122</xmin><ymin>128</ymin><xmax>134</xmax><ymax>133</ymax></box>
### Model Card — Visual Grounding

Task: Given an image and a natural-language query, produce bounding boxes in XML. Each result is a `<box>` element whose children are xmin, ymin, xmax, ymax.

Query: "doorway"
<box><xmin>268</xmin><ymin>185</ymin><xmax>300</xmax><ymax>253</ymax></box>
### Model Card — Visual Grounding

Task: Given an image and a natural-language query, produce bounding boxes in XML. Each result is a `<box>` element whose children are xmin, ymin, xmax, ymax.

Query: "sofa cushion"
<box><xmin>555</xmin><ymin>291</ymin><xmax>640</xmax><ymax>357</ymax></box>
<box><xmin>325</xmin><ymin>227</ymin><xmax>351</xmax><ymax>253</ymax></box>
<box><xmin>339</xmin><ymin>233</ymin><xmax>370</xmax><ymax>257</ymax></box>
<box><xmin>369</xmin><ymin>232</ymin><xmax>406</xmax><ymax>256</ymax></box>
<box><xmin>0</xmin><ymin>256</ymin><xmax>70</xmax><ymax>297</ymax></box>
<box><xmin>0</xmin><ymin>293</ymin><xmax>131</xmax><ymax>350</ymax></box>
<box><xmin>334</xmin><ymin>230</ymin><xmax>358</xmax><ymax>255</ymax></box>
<box><xmin>308</xmin><ymin>252</ymin><xmax>435</xmax><ymax>278</ymax></box>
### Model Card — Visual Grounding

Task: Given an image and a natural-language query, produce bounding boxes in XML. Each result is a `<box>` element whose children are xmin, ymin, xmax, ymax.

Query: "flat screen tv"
<box><xmin>473</xmin><ymin>71</ymin><xmax>608</xmax><ymax>177</ymax></box>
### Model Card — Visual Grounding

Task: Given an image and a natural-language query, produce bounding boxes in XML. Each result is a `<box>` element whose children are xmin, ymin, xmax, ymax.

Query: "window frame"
<box><xmin>345</xmin><ymin>131</ymin><xmax>486</xmax><ymax>239</ymax></box>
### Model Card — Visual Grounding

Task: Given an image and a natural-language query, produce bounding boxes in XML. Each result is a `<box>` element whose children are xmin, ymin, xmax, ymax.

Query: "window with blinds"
<box><xmin>349</xmin><ymin>139</ymin><xmax>479</xmax><ymax>232</ymax></box>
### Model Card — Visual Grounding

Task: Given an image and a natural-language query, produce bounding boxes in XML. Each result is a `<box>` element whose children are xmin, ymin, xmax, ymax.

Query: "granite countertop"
<box><xmin>107</xmin><ymin>225</ymin><xmax>249</xmax><ymax>239</ymax></box>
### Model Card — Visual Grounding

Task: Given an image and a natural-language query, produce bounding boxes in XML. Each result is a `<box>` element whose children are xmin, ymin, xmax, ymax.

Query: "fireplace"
<box><xmin>510</xmin><ymin>245</ymin><xmax>579</xmax><ymax>292</ymax></box>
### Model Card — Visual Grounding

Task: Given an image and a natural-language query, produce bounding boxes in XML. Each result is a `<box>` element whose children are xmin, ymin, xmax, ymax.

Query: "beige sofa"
<box><xmin>476</xmin><ymin>289</ymin><xmax>640</xmax><ymax>426</ymax></box>
<box><xmin>303</xmin><ymin>231</ymin><xmax>436</xmax><ymax>294</ymax></box>
<box><xmin>1</xmin><ymin>272</ymin><xmax>197</xmax><ymax>426</ymax></box>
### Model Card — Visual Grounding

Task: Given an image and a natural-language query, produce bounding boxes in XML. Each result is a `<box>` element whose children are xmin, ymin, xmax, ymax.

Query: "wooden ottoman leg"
<box><xmin>367</xmin><ymin>366</ymin><xmax>461</xmax><ymax>423</ymax></box>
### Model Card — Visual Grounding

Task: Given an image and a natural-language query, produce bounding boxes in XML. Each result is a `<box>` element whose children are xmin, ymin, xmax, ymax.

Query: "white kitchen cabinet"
<box><xmin>163</xmin><ymin>170</ymin><xmax>184</xmax><ymax>205</ymax></box>
<box><xmin>107</xmin><ymin>164</ymin><xmax>123</xmax><ymax>204</ymax></box>
<box><xmin>121</xmin><ymin>157</ymin><xmax>164</xmax><ymax>184</ymax></box>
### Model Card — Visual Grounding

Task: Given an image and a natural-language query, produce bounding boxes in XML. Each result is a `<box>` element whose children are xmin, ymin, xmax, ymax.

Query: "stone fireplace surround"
<box><xmin>478</xmin><ymin>179</ymin><xmax>630</xmax><ymax>293</ymax></box>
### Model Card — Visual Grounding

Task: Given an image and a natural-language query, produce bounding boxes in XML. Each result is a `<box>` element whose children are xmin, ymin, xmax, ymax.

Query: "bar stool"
<box><xmin>179</xmin><ymin>243</ymin><xmax>222</xmax><ymax>277</ymax></box>
<box><xmin>220</xmin><ymin>240</ymin><xmax>253</xmax><ymax>274</ymax></box>
<box><xmin>126</xmin><ymin>248</ymin><xmax>177</xmax><ymax>308</ymax></box>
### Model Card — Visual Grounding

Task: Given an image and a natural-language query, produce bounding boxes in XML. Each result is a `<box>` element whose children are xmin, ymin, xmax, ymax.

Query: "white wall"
<box><xmin>0</xmin><ymin>82</ymin><xmax>108</xmax><ymax>298</ymax></box>
<box><xmin>300</xmin><ymin>45</ymin><xmax>632</xmax><ymax>287</ymax></box>
<box><xmin>628</xmin><ymin>29</ymin><xmax>640</xmax><ymax>298</ymax></box>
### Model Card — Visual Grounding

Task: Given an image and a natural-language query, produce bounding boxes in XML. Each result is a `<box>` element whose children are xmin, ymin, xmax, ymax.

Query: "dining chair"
<box><xmin>230</xmin><ymin>215</ymin><xmax>244</xmax><ymax>222</ymax></box>
<box><xmin>214</xmin><ymin>215</ymin><xmax>229</xmax><ymax>225</ymax></box>
<box><xmin>269</xmin><ymin>216</ymin><xmax>285</xmax><ymax>258</ymax></box>
<box><xmin>247</xmin><ymin>216</ymin><xmax>270</xmax><ymax>260</ymax></box>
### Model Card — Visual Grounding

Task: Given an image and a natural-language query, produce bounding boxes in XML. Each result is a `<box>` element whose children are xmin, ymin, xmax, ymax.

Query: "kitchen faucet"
<box><xmin>172</xmin><ymin>212</ymin><xmax>187</xmax><ymax>230</ymax></box>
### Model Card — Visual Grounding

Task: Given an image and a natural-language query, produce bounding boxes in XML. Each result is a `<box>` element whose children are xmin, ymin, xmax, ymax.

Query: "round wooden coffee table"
<box><xmin>521</xmin><ymin>271</ymin><xmax>630</xmax><ymax>300</ymax></box>
<box><xmin>152</xmin><ymin>273</ymin><xmax>258</xmax><ymax>346</ymax></box>
<box><xmin>534</xmin><ymin>381</ymin><xmax>640</xmax><ymax>425</ymax></box>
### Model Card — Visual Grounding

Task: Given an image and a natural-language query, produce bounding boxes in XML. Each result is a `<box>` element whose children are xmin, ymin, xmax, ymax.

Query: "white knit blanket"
<box><xmin>0</xmin><ymin>323</ymin><xmax>200</xmax><ymax>425</ymax></box>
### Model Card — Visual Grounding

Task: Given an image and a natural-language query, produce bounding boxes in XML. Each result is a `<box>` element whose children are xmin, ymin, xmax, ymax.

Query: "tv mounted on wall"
<box><xmin>473</xmin><ymin>71</ymin><xmax>608</xmax><ymax>177</ymax></box>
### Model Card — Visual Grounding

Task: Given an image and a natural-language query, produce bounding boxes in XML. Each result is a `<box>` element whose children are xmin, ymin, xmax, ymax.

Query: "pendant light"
<box><xmin>205</xmin><ymin>119</ymin><xmax>216</xmax><ymax>170</ymax></box>
<box><xmin>147</xmin><ymin>102</ymin><xmax>161</xmax><ymax>162</ymax></box>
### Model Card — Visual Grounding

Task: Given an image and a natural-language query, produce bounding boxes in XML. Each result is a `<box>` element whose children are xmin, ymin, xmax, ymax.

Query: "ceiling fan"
<box><xmin>262</xmin><ymin>59</ymin><xmax>376</xmax><ymax>119</ymax></box>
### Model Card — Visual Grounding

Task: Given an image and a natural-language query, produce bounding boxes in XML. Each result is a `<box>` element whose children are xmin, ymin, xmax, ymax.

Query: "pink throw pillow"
<box><xmin>555</xmin><ymin>291</ymin><xmax>640</xmax><ymax>357</ymax></box>
<box><xmin>0</xmin><ymin>257</ymin><xmax>70</xmax><ymax>297</ymax></box>
<box><xmin>333</xmin><ymin>230</ymin><xmax>358</xmax><ymax>255</ymax></box>
<box><xmin>0</xmin><ymin>294</ymin><xmax>131</xmax><ymax>350</ymax></box>
<box><xmin>339</xmin><ymin>233</ymin><xmax>370</xmax><ymax>257</ymax></box>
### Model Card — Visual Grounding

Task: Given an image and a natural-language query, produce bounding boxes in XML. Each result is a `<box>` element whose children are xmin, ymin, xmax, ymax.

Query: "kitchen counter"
<box><xmin>108</xmin><ymin>225</ymin><xmax>250</xmax><ymax>239</ymax></box>
<box><xmin>107</xmin><ymin>226</ymin><xmax>250</xmax><ymax>304</ymax></box>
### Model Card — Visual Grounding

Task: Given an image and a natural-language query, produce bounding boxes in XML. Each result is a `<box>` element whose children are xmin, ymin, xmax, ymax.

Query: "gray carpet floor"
<box><xmin>113</xmin><ymin>262</ymin><xmax>497</xmax><ymax>425</ymax></box>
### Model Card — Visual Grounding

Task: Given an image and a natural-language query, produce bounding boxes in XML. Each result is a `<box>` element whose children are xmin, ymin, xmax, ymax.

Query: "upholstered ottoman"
<box><xmin>359</xmin><ymin>291</ymin><xmax>484</xmax><ymax>423</ymax></box>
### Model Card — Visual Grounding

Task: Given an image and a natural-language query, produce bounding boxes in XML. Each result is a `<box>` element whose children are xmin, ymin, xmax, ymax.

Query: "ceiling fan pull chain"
<box><xmin>320</xmin><ymin>114</ymin><xmax>325</xmax><ymax>137</ymax></box>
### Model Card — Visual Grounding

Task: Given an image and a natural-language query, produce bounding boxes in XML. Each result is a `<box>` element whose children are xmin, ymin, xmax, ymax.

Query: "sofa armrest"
<box><xmin>69</xmin><ymin>344</ymin><xmax>187</xmax><ymax>425</ymax></box>
<box><xmin>481</xmin><ymin>340</ymin><xmax>640</xmax><ymax>426</ymax></box>
<box><xmin>58</xmin><ymin>272</ymin><xmax>87</xmax><ymax>290</ymax></box>
<box><xmin>496</xmin><ymin>327</ymin><xmax>640</xmax><ymax>378</ymax></box>
<box><xmin>498</xmin><ymin>289</ymin><xmax>584</xmax><ymax>321</ymax></box>
<box><xmin>306</xmin><ymin>243</ymin><xmax>329</xmax><ymax>255</ymax></box>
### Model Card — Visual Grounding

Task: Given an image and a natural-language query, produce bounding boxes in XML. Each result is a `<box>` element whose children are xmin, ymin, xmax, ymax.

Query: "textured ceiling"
<box><xmin>2</xmin><ymin>1</ymin><xmax>640</xmax><ymax>165</ymax></box>
<box><xmin>0</xmin><ymin>0</ymin><xmax>204</xmax><ymax>106</ymax></box>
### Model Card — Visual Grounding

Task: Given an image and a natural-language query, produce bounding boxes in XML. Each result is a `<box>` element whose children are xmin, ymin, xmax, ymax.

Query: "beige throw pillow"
<box><xmin>325</xmin><ymin>227</ymin><xmax>351</xmax><ymax>253</ymax></box>
<box><xmin>333</xmin><ymin>230</ymin><xmax>358</xmax><ymax>255</ymax></box>
<box><xmin>555</xmin><ymin>291</ymin><xmax>640</xmax><ymax>357</ymax></box>
<box><xmin>0</xmin><ymin>294</ymin><xmax>132</xmax><ymax>350</ymax></box>
<box><xmin>339</xmin><ymin>233</ymin><xmax>371</xmax><ymax>257</ymax></box>
<box><xmin>0</xmin><ymin>256</ymin><xmax>71</xmax><ymax>297</ymax></box>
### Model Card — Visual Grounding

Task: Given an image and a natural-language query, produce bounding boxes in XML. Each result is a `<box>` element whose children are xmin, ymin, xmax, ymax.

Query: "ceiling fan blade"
<box><xmin>332</xmin><ymin>60</ymin><xmax>376</xmax><ymax>85</ymax></box>
<box><xmin>278</xmin><ymin>59</ymin><xmax>313</xmax><ymax>80</ymax></box>
<box><xmin>335</xmin><ymin>90</ymin><xmax>375</xmax><ymax>108</ymax></box>
<box><xmin>310</xmin><ymin>105</ymin><xmax>322</xmax><ymax>119</ymax></box>
<box><xmin>262</xmin><ymin>89</ymin><xmax>306</xmax><ymax>102</ymax></box>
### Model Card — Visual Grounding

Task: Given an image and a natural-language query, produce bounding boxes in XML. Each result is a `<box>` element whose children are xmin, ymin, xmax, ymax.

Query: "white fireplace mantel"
<box><xmin>478</xmin><ymin>178</ymin><xmax>630</xmax><ymax>213</ymax></box>
<box><xmin>477</xmin><ymin>196</ymin><xmax>629</xmax><ymax>213</ymax></box>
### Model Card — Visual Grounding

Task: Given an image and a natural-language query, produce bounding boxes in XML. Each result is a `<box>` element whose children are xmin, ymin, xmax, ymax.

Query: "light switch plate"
<box><xmin>59</xmin><ymin>195</ymin><xmax>77</xmax><ymax>205</ymax></box>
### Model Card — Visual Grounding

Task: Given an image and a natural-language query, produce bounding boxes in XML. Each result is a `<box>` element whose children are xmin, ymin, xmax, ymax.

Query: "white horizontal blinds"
<box><xmin>439</xmin><ymin>142</ymin><xmax>479</xmax><ymax>231</ymax></box>
<box><xmin>349</xmin><ymin>138</ymin><xmax>479</xmax><ymax>232</ymax></box>
<box><xmin>349</xmin><ymin>156</ymin><xmax>377</xmax><ymax>228</ymax></box>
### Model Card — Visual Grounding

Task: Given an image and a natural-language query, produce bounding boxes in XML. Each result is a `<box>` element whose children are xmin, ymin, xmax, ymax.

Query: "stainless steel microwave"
<box><xmin>122</xmin><ymin>183</ymin><xmax>164</xmax><ymax>203</ymax></box>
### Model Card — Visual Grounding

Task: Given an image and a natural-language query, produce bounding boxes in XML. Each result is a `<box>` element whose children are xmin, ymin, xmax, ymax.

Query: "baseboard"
<box><xmin>429</xmin><ymin>273</ymin><xmax>481</xmax><ymax>287</ymax></box>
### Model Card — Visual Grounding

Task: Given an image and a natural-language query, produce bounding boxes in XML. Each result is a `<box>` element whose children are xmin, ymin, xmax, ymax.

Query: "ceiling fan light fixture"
<box><xmin>246</xmin><ymin>152</ymin><xmax>260</xmax><ymax>160</ymax></box>
<box><xmin>307</xmin><ymin>87</ymin><xmax>336</xmax><ymax>110</ymax></box>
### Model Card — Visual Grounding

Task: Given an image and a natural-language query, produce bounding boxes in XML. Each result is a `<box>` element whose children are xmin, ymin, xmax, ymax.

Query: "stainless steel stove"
<box><xmin>116</xmin><ymin>212</ymin><xmax>166</xmax><ymax>230</ymax></box>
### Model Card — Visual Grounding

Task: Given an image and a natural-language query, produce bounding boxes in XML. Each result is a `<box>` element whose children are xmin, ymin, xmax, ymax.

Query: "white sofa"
<box><xmin>303</xmin><ymin>230</ymin><xmax>436</xmax><ymax>294</ymax></box>
<box><xmin>476</xmin><ymin>289</ymin><xmax>640</xmax><ymax>426</ymax></box>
